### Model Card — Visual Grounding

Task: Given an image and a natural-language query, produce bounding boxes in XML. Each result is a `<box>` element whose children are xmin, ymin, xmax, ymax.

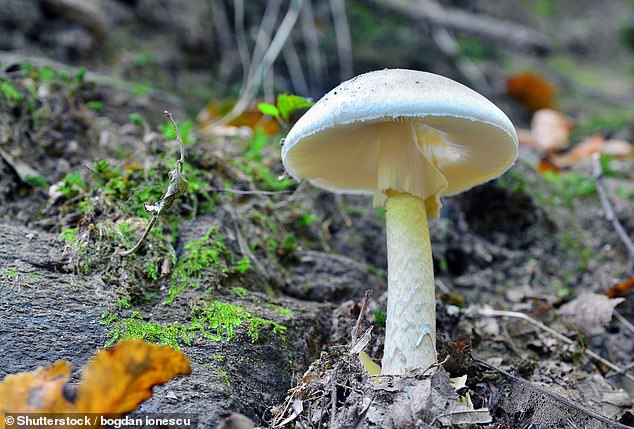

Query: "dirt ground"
<box><xmin>2</xmin><ymin>1</ymin><xmax>634</xmax><ymax>428</ymax></box>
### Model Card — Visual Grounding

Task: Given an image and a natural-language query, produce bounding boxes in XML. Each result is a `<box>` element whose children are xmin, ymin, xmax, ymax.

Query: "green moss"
<box><xmin>166</xmin><ymin>228</ymin><xmax>231</xmax><ymax>304</ymax></box>
<box><xmin>105</xmin><ymin>300</ymin><xmax>286</xmax><ymax>348</ymax></box>
<box><xmin>166</xmin><ymin>228</ymin><xmax>255</xmax><ymax>304</ymax></box>
<box><xmin>540</xmin><ymin>171</ymin><xmax>596</xmax><ymax>207</ymax></box>
<box><xmin>24</xmin><ymin>174</ymin><xmax>49</xmax><ymax>189</ymax></box>
<box><xmin>234</xmin><ymin>257</ymin><xmax>253</xmax><ymax>274</ymax></box>
<box><xmin>59</xmin><ymin>227</ymin><xmax>79</xmax><ymax>245</ymax></box>
<box><xmin>104</xmin><ymin>315</ymin><xmax>188</xmax><ymax>349</ymax></box>
<box><xmin>497</xmin><ymin>169</ymin><xmax>528</xmax><ymax>194</ymax></box>
<box><xmin>192</xmin><ymin>300</ymin><xmax>287</xmax><ymax>343</ymax></box>
<box><xmin>374</xmin><ymin>308</ymin><xmax>387</xmax><ymax>327</ymax></box>
<box><xmin>0</xmin><ymin>80</ymin><xmax>23</xmax><ymax>103</ymax></box>
<box><xmin>276</xmin><ymin>306</ymin><xmax>294</xmax><ymax>318</ymax></box>
<box><xmin>229</xmin><ymin>287</ymin><xmax>248</xmax><ymax>298</ymax></box>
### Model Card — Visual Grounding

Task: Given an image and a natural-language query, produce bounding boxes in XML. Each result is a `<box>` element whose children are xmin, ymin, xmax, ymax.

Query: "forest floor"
<box><xmin>2</xmin><ymin>1</ymin><xmax>634</xmax><ymax>428</ymax></box>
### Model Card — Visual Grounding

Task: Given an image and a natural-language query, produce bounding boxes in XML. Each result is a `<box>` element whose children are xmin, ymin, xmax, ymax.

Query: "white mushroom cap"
<box><xmin>282</xmin><ymin>69</ymin><xmax>518</xmax><ymax>216</ymax></box>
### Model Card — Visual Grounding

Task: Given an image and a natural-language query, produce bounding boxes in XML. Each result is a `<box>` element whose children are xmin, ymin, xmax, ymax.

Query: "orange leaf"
<box><xmin>0</xmin><ymin>361</ymin><xmax>73</xmax><ymax>415</ymax></box>
<box><xmin>604</xmin><ymin>277</ymin><xmax>634</xmax><ymax>299</ymax></box>
<box><xmin>537</xmin><ymin>157</ymin><xmax>561</xmax><ymax>174</ymax></box>
<box><xmin>506</xmin><ymin>72</ymin><xmax>555</xmax><ymax>111</ymax></box>
<box><xmin>0</xmin><ymin>340</ymin><xmax>191</xmax><ymax>420</ymax></box>
<box><xmin>74</xmin><ymin>339</ymin><xmax>191</xmax><ymax>414</ymax></box>
<box><xmin>550</xmin><ymin>135</ymin><xmax>604</xmax><ymax>168</ymax></box>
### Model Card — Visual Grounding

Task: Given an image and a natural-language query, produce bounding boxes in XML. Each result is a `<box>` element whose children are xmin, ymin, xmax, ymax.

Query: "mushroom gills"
<box><xmin>374</xmin><ymin>121</ymin><xmax>449</xmax><ymax>217</ymax></box>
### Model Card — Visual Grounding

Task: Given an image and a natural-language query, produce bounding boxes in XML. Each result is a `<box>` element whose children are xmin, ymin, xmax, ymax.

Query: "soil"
<box><xmin>1</xmin><ymin>1</ymin><xmax>634</xmax><ymax>428</ymax></box>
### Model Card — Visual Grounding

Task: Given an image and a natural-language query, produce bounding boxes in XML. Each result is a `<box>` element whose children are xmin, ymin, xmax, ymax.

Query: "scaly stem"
<box><xmin>381</xmin><ymin>190</ymin><xmax>436</xmax><ymax>374</ymax></box>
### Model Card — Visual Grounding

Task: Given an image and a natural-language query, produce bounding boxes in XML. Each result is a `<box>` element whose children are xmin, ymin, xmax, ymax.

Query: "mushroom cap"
<box><xmin>282</xmin><ymin>69</ymin><xmax>518</xmax><ymax>200</ymax></box>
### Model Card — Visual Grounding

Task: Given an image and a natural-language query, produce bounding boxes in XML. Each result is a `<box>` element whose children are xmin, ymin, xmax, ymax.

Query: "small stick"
<box><xmin>351</xmin><ymin>290</ymin><xmax>372</xmax><ymax>343</ymax></box>
<box><xmin>613</xmin><ymin>310</ymin><xmax>634</xmax><ymax>336</ymax></box>
<box><xmin>120</xmin><ymin>111</ymin><xmax>188</xmax><ymax>256</ymax></box>
<box><xmin>473</xmin><ymin>354</ymin><xmax>633</xmax><ymax>429</ymax></box>
<box><xmin>477</xmin><ymin>308</ymin><xmax>634</xmax><ymax>383</ymax></box>
<box><xmin>592</xmin><ymin>153</ymin><xmax>634</xmax><ymax>269</ymax></box>
<box><xmin>329</xmin><ymin>362</ymin><xmax>340</xmax><ymax>428</ymax></box>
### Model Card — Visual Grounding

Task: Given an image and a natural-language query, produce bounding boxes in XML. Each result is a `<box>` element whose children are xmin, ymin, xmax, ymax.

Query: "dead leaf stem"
<box><xmin>120</xmin><ymin>111</ymin><xmax>188</xmax><ymax>256</ymax></box>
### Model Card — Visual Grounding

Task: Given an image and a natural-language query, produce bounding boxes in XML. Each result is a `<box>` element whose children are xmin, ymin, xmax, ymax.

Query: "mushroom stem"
<box><xmin>381</xmin><ymin>189</ymin><xmax>436</xmax><ymax>374</ymax></box>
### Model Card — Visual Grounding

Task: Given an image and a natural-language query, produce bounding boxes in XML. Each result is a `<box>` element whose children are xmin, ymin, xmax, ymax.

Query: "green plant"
<box><xmin>87</xmin><ymin>101</ymin><xmax>105</xmax><ymax>111</ymax></box>
<box><xmin>258</xmin><ymin>93</ymin><xmax>314</xmax><ymax>127</ymax></box>
<box><xmin>24</xmin><ymin>175</ymin><xmax>48</xmax><ymax>189</ymax></box>
<box><xmin>159</xmin><ymin>119</ymin><xmax>195</xmax><ymax>145</ymax></box>
<box><xmin>374</xmin><ymin>309</ymin><xmax>387</xmax><ymax>327</ymax></box>
<box><xmin>0</xmin><ymin>81</ymin><xmax>23</xmax><ymax>103</ymax></box>
<box><xmin>128</xmin><ymin>112</ymin><xmax>145</xmax><ymax>126</ymax></box>
<box><xmin>617</xmin><ymin>186</ymin><xmax>634</xmax><ymax>200</ymax></box>
<box><xmin>234</xmin><ymin>257</ymin><xmax>253</xmax><ymax>274</ymax></box>
<box><xmin>59</xmin><ymin>172</ymin><xmax>88</xmax><ymax>198</ymax></box>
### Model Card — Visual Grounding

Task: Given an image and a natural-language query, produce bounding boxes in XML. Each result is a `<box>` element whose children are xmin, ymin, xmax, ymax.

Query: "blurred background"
<box><xmin>2</xmin><ymin>0</ymin><xmax>634</xmax><ymax>134</ymax></box>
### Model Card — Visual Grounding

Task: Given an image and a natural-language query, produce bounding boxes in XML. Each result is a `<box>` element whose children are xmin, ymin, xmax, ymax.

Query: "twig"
<box><xmin>473</xmin><ymin>355</ymin><xmax>633</xmax><ymax>429</ymax></box>
<box><xmin>478</xmin><ymin>308</ymin><xmax>634</xmax><ymax>383</ymax></box>
<box><xmin>207</xmin><ymin>187</ymin><xmax>292</xmax><ymax>196</ymax></box>
<box><xmin>329</xmin><ymin>0</ymin><xmax>353</xmax><ymax>81</ymax></box>
<box><xmin>233</xmin><ymin>0</ymin><xmax>251</xmax><ymax>94</ymax></box>
<box><xmin>300</xmin><ymin>0</ymin><xmax>324</xmax><ymax>92</ymax></box>
<box><xmin>368</xmin><ymin>0</ymin><xmax>550</xmax><ymax>52</ymax></box>
<box><xmin>120</xmin><ymin>111</ymin><xmax>188</xmax><ymax>256</ymax></box>
<box><xmin>613</xmin><ymin>310</ymin><xmax>634</xmax><ymax>336</ymax></box>
<box><xmin>213</xmin><ymin>0</ymin><xmax>304</xmax><ymax>127</ymax></box>
<box><xmin>283</xmin><ymin>41</ymin><xmax>310</xmax><ymax>95</ymax></box>
<box><xmin>592</xmin><ymin>153</ymin><xmax>634</xmax><ymax>270</ymax></box>
<box><xmin>209</xmin><ymin>0</ymin><xmax>237</xmax><ymax>91</ymax></box>
<box><xmin>606</xmin><ymin>361</ymin><xmax>634</xmax><ymax>379</ymax></box>
<box><xmin>226</xmin><ymin>204</ymin><xmax>269</xmax><ymax>281</ymax></box>
<box><xmin>329</xmin><ymin>362</ymin><xmax>340</xmax><ymax>428</ymax></box>
<box><xmin>351</xmin><ymin>290</ymin><xmax>372</xmax><ymax>343</ymax></box>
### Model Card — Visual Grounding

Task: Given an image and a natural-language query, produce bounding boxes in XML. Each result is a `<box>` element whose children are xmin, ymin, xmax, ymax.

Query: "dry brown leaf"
<box><xmin>550</xmin><ymin>135</ymin><xmax>604</xmax><ymax>168</ymax></box>
<box><xmin>198</xmin><ymin>102</ymin><xmax>280</xmax><ymax>136</ymax></box>
<box><xmin>506</xmin><ymin>72</ymin><xmax>555</xmax><ymax>112</ymax></box>
<box><xmin>75</xmin><ymin>339</ymin><xmax>191</xmax><ymax>413</ymax></box>
<box><xmin>531</xmin><ymin>109</ymin><xmax>574</xmax><ymax>153</ymax></box>
<box><xmin>602</xmin><ymin>139</ymin><xmax>634</xmax><ymax>158</ymax></box>
<box><xmin>0</xmin><ymin>340</ymin><xmax>191</xmax><ymax>420</ymax></box>
<box><xmin>558</xmin><ymin>293</ymin><xmax>625</xmax><ymax>334</ymax></box>
<box><xmin>0</xmin><ymin>361</ymin><xmax>73</xmax><ymax>414</ymax></box>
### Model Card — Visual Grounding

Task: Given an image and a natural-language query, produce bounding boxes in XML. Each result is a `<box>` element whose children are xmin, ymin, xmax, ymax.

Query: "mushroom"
<box><xmin>281</xmin><ymin>69</ymin><xmax>518</xmax><ymax>374</ymax></box>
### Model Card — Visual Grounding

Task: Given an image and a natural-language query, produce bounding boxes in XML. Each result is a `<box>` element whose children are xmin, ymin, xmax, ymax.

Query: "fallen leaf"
<box><xmin>602</xmin><ymin>139</ymin><xmax>634</xmax><ymax>158</ymax></box>
<box><xmin>358</xmin><ymin>351</ymin><xmax>382</xmax><ymax>376</ymax></box>
<box><xmin>604</xmin><ymin>278</ymin><xmax>634</xmax><ymax>298</ymax></box>
<box><xmin>0</xmin><ymin>340</ymin><xmax>191</xmax><ymax>420</ymax></box>
<box><xmin>517</xmin><ymin>128</ymin><xmax>536</xmax><ymax>147</ymax></box>
<box><xmin>531</xmin><ymin>109</ymin><xmax>574</xmax><ymax>153</ymax></box>
<box><xmin>198</xmin><ymin>101</ymin><xmax>280</xmax><ymax>136</ymax></box>
<box><xmin>537</xmin><ymin>157</ymin><xmax>562</xmax><ymax>174</ymax></box>
<box><xmin>75</xmin><ymin>339</ymin><xmax>191</xmax><ymax>413</ymax></box>
<box><xmin>507</xmin><ymin>72</ymin><xmax>555</xmax><ymax>111</ymax></box>
<box><xmin>558</xmin><ymin>293</ymin><xmax>625</xmax><ymax>334</ymax></box>
<box><xmin>550</xmin><ymin>135</ymin><xmax>604</xmax><ymax>168</ymax></box>
<box><xmin>0</xmin><ymin>361</ymin><xmax>73</xmax><ymax>414</ymax></box>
